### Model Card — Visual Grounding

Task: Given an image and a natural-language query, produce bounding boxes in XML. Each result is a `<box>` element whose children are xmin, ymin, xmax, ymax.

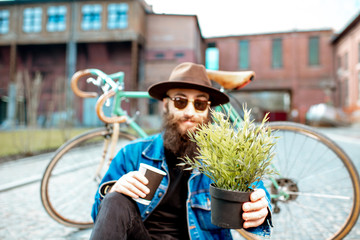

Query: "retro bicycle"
<box><xmin>40</xmin><ymin>68</ymin><xmax>360</xmax><ymax>240</ymax></box>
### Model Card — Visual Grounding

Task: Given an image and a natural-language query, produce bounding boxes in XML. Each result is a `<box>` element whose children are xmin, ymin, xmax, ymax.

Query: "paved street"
<box><xmin>0</xmin><ymin>125</ymin><xmax>359</xmax><ymax>240</ymax></box>
<box><xmin>0</xmin><ymin>152</ymin><xmax>92</xmax><ymax>240</ymax></box>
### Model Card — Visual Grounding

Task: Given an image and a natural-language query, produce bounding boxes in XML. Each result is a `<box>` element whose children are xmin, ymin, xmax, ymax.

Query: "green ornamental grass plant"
<box><xmin>180</xmin><ymin>106</ymin><xmax>278</xmax><ymax>192</ymax></box>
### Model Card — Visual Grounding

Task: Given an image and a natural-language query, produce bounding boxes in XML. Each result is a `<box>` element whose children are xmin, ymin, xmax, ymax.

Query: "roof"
<box><xmin>0</xmin><ymin>0</ymin><xmax>75</xmax><ymax>4</ymax></box>
<box><xmin>332</xmin><ymin>10</ymin><xmax>360</xmax><ymax>44</ymax></box>
<box><xmin>0</xmin><ymin>0</ymin><xmax>151</xmax><ymax>6</ymax></box>
<box><xmin>206</xmin><ymin>28</ymin><xmax>334</xmax><ymax>40</ymax></box>
<box><xmin>147</xmin><ymin>13</ymin><xmax>204</xmax><ymax>40</ymax></box>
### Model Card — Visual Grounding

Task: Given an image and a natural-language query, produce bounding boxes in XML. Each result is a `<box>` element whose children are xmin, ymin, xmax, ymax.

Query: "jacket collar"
<box><xmin>142</xmin><ymin>133</ymin><xmax>165</xmax><ymax>161</ymax></box>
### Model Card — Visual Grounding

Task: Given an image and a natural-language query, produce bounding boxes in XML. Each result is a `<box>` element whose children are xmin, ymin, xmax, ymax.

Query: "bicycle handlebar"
<box><xmin>71</xmin><ymin>69</ymin><xmax>99</xmax><ymax>98</ymax></box>
<box><xmin>71</xmin><ymin>68</ymin><xmax>126</xmax><ymax>124</ymax></box>
<box><xmin>95</xmin><ymin>90</ymin><xmax>127</xmax><ymax>124</ymax></box>
<box><xmin>71</xmin><ymin>69</ymin><xmax>122</xmax><ymax>99</ymax></box>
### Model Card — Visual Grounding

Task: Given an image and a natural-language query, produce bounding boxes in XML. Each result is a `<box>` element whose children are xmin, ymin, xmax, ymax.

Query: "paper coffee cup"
<box><xmin>133</xmin><ymin>163</ymin><xmax>166</xmax><ymax>205</ymax></box>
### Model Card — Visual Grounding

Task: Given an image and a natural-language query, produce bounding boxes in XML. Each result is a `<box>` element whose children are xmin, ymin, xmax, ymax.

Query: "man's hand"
<box><xmin>110</xmin><ymin>171</ymin><xmax>150</xmax><ymax>199</ymax></box>
<box><xmin>242</xmin><ymin>189</ymin><xmax>269</xmax><ymax>229</ymax></box>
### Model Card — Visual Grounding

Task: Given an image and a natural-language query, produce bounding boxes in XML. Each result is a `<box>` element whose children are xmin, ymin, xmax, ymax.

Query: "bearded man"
<box><xmin>90</xmin><ymin>62</ymin><xmax>272</xmax><ymax>240</ymax></box>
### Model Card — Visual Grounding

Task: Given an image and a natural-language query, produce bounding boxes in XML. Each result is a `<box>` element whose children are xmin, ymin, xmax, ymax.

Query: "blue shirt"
<box><xmin>92</xmin><ymin>133</ymin><xmax>272</xmax><ymax>239</ymax></box>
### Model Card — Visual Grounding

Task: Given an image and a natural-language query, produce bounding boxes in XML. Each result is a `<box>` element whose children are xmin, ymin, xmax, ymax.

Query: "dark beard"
<box><xmin>162</xmin><ymin>110</ymin><xmax>210</xmax><ymax>160</ymax></box>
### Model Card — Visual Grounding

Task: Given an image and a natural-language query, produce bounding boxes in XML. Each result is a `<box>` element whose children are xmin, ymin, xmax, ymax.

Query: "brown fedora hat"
<box><xmin>148</xmin><ymin>62</ymin><xmax>229</xmax><ymax>106</ymax></box>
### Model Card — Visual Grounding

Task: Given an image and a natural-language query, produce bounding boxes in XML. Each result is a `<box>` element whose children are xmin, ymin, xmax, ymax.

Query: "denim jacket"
<box><xmin>91</xmin><ymin>133</ymin><xmax>272</xmax><ymax>239</ymax></box>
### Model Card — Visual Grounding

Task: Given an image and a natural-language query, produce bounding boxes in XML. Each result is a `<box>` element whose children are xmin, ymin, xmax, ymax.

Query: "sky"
<box><xmin>144</xmin><ymin>0</ymin><xmax>360</xmax><ymax>38</ymax></box>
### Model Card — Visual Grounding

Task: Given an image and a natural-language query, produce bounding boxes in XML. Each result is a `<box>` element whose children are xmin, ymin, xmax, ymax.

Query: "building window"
<box><xmin>23</xmin><ymin>7</ymin><xmax>42</xmax><ymax>33</ymax></box>
<box><xmin>155</xmin><ymin>53</ymin><xmax>164</xmax><ymax>59</ymax></box>
<box><xmin>343</xmin><ymin>78</ymin><xmax>349</xmax><ymax>106</ymax></box>
<box><xmin>337</xmin><ymin>55</ymin><xmax>342</xmax><ymax>70</ymax></box>
<box><xmin>148</xmin><ymin>98</ymin><xmax>158</xmax><ymax>115</ymax></box>
<box><xmin>239</xmin><ymin>40</ymin><xmax>249</xmax><ymax>69</ymax></box>
<box><xmin>358</xmin><ymin>72</ymin><xmax>360</xmax><ymax>103</ymax></box>
<box><xmin>174</xmin><ymin>52</ymin><xmax>184</xmax><ymax>58</ymax></box>
<box><xmin>47</xmin><ymin>6</ymin><xmax>66</xmax><ymax>32</ymax></box>
<box><xmin>205</xmin><ymin>42</ymin><xmax>219</xmax><ymax>70</ymax></box>
<box><xmin>107</xmin><ymin>3</ymin><xmax>128</xmax><ymax>29</ymax></box>
<box><xmin>309</xmin><ymin>36</ymin><xmax>320</xmax><ymax>66</ymax></box>
<box><xmin>81</xmin><ymin>4</ymin><xmax>102</xmax><ymax>31</ymax></box>
<box><xmin>206</xmin><ymin>48</ymin><xmax>219</xmax><ymax>70</ymax></box>
<box><xmin>272</xmin><ymin>38</ymin><xmax>283</xmax><ymax>69</ymax></box>
<box><xmin>344</xmin><ymin>52</ymin><xmax>348</xmax><ymax>70</ymax></box>
<box><xmin>0</xmin><ymin>9</ymin><xmax>9</xmax><ymax>34</ymax></box>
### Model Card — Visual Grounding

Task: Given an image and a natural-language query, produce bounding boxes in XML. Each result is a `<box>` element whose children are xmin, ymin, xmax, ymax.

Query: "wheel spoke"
<box><xmin>262</xmin><ymin>122</ymin><xmax>360</xmax><ymax>240</ymax></box>
<box><xmin>40</xmin><ymin>129</ymin><xmax>137</xmax><ymax>228</ymax></box>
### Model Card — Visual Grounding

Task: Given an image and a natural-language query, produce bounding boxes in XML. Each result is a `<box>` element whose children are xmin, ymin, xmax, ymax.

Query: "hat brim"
<box><xmin>148</xmin><ymin>81</ymin><xmax>229</xmax><ymax>106</ymax></box>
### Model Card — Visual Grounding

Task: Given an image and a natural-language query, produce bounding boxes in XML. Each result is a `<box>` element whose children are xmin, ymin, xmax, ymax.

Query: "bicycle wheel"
<box><xmin>40</xmin><ymin>127</ymin><xmax>137</xmax><ymax>229</ymax></box>
<box><xmin>239</xmin><ymin>121</ymin><xmax>360</xmax><ymax>240</ymax></box>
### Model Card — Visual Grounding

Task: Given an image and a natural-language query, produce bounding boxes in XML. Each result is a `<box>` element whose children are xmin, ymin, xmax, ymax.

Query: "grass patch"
<box><xmin>0</xmin><ymin>128</ymin><xmax>93</xmax><ymax>159</ymax></box>
<box><xmin>0</xmin><ymin>126</ymin><xmax>160</xmax><ymax>162</ymax></box>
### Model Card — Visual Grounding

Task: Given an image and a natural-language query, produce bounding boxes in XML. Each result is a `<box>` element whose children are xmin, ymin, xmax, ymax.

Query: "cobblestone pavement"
<box><xmin>0</xmin><ymin>152</ymin><xmax>92</xmax><ymax>240</ymax></box>
<box><xmin>0</xmin><ymin>126</ymin><xmax>359</xmax><ymax>240</ymax></box>
<box><xmin>0</xmin><ymin>182</ymin><xmax>92</xmax><ymax>239</ymax></box>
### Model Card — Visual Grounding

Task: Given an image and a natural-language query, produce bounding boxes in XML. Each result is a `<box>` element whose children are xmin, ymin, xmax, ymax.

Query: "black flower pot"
<box><xmin>209</xmin><ymin>184</ymin><xmax>252</xmax><ymax>229</ymax></box>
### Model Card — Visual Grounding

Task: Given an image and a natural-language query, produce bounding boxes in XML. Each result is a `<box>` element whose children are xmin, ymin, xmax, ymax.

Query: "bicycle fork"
<box><xmin>93</xmin><ymin>123</ymin><xmax>120</xmax><ymax>183</ymax></box>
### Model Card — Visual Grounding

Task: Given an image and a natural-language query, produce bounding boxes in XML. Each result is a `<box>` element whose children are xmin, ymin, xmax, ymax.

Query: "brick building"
<box><xmin>332</xmin><ymin>12</ymin><xmax>360</xmax><ymax>122</ymax></box>
<box><xmin>206</xmin><ymin>30</ymin><xmax>335</xmax><ymax>123</ymax></box>
<box><xmin>0</xmin><ymin>0</ymin><xmax>359</xmax><ymax>127</ymax></box>
<box><xmin>0</xmin><ymin>0</ymin><xmax>204</xmax><ymax>127</ymax></box>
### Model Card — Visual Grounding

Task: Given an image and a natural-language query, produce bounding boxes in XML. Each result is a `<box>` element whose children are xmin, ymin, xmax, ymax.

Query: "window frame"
<box><xmin>358</xmin><ymin>42</ymin><xmax>360</xmax><ymax>64</ymax></box>
<box><xmin>309</xmin><ymin>36</ymin><xmax>320</xmax><ymax>66</ymax></box>
<box><xmin>358</xmin><ymin>71</ymin><xmax>360</xmax><ymax>104</ymax></box>
<box><xmin>107</xmin><ymin>3</ymin><xmax>128</xmax><ymax>30</ymax></box>
<box><xmin>344</xmin><ymin>52</ymin><xmax>348</xmax><ymax>70</ymax></box>
<box><xmin>205</xmin><ymin>46</ymin><xmax>219</xmax><ymax>70</ymax></box>
<box><xmin>46</xmin><ymin>5</ymin><xmax>67</xmax><ymax>32</ymax></box>
<box><xmin>81</xmin><ymin>4</ymin><xmax>102</xmax><ymax>31</ymax></box>
<box><xmin>23</xmin><ymin>7</ymin><xmax>42</xmax><ymax>33</ymax></box>
<box><xmin>174</xmin><ymin>52</ymin><xmax>185</xmax><ymax>58</ymax></box>
<box><xmin>0</xmin><ymin>9</ymin><xmax>10</xmax><ymax>34</ymax></box>
<box><xmin>155</xmin><ymin>52</ymin><xmax>165</xmax><ymax>59</ymax></box>
<box><xmin>239</xmin><ymin>39</ymin><xmax>250</xmax><ymax>70</ymax></box>
<box><xmin>272</xmin><ymin>38</ymin><xmax>283</xmax><ymax>69</ymax></box>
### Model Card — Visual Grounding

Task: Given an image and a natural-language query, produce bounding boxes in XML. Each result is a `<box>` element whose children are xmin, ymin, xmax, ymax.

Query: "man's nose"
<box><xmin>183</xmin><ymin>101</ymin><xmax>196</xmax><ymax>116</ymax></box>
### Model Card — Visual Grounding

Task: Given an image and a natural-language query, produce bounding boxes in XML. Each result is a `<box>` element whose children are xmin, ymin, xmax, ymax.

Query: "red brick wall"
<box><xmin>206</xmin><ymin>30</ymin><xmax>335</xmax><ymax>123</ymax></box>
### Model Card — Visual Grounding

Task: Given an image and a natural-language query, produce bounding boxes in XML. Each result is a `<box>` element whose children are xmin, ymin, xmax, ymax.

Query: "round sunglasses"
<box><xmin>168</xmin><ymin>96</ymin><xmax>211</xmax><ymax>112</ymax></box>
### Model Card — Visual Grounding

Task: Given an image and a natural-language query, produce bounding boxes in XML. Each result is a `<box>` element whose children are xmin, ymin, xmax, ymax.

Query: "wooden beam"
<box><xmin>131</xmin><ymin>40</ymin><xmax>139</xmax><ymax>90</ymax></box>
<box><xmin>9</xmin><ymin>43</ymin><xmax>17</xmax><ymax>83</ymax></box>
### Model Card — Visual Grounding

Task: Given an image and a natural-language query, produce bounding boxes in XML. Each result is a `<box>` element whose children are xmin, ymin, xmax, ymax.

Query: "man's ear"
<box><xmin>162</xmin><ymin>98</ymin><xmax>169</xmax><ymax>113</ymax></box>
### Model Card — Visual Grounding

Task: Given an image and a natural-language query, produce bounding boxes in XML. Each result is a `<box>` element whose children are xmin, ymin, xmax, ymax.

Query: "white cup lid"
<box><xmin>140</xmin><ymin>163</ymin><xmax>166</xmax><ymax>175</ymax></box>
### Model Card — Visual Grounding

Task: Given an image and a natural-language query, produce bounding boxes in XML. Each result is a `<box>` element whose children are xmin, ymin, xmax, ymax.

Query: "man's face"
<box><xmin>163</xmin><ymin>88</ymin><xmax>210</xmax><ymax>135</ymax></box>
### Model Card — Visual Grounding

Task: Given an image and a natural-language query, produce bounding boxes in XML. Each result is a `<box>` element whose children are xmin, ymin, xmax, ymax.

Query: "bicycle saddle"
<box><xmin>207</xmin><ymin>70</ymin><xmax>255</xmax><ymax>90</ymax></box>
